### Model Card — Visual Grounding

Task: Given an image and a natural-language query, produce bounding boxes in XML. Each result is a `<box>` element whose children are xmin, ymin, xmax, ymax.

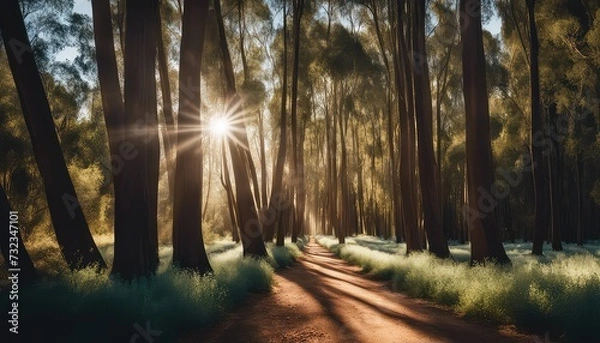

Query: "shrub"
<box><xmin>316</xmin><ymin>235</ymin><xmax>600</xmax><ymax>342</ymax></box>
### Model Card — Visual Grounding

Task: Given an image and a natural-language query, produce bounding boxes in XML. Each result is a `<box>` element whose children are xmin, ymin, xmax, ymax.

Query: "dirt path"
<box><xmin>183</xmin><ymin>241</ymin><xmax>536</xmax><ymax>343</ymax></box>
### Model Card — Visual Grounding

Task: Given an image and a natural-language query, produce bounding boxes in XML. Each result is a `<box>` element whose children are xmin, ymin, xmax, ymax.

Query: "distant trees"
<box><xmin>3</xmin><ymin>0</ymin><xmax>600</xmax><ymax>276</ymax></box>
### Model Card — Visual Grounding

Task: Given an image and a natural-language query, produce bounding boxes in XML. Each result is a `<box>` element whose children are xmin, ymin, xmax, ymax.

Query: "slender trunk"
<box><xmin>156</xmin><ymin>2</ymin><xmax>176</xmax><ymax>200</ymax></box>
<box><xmin>576</xmin><ymin>154</ymin><xmax>584</xmax><ymax>245</ymax></box>
<box><xmin>353</xmin><ymin>124</ymin><xmax>365</xmax><ymax>235</ymax></box>
<box><xmin>215</xmin><ymin>0</ymin><xmax>267</xmax><ymax>256</ymax></box>
<box><xmin>258</xmin><ymin>109</ymin><xmax>268</xmax><ymax>210</ymax></box>
<box><xmin>412</xmin><ymin>0</ymin><xmax>450</xmax><ymax>258</ymax></box>
<box><xmin>460</xmin><ymin>0</ymin><xmax>510</xmax><ymax>265</ymax></box>
<box><xmin>290</xmin><ymin>0</ymin><xmax>305</xmax><ymax>242</ymax></box>
<box><xmin>528</xmin><ymin>0</ymin><xmax>549</xmax><ymax>256</ymax></box>
<box><xmin>263</xmin><ymin>0</ymin><xmax>288</xmax><ymax>243</ymax></box>
<box><xmin>2</xmin><ymin>0</ymin><xmax>105</xmax><ymax>270</ymax></box>
<box><xmin>238</xmin><ymin>0</ymin><xmax>249</xmax><ymax>81</ymax></box>
<box><xmin>221</xmin><ymin>141</ymin><xmax>240</xmax><ymax>242</ymax></box>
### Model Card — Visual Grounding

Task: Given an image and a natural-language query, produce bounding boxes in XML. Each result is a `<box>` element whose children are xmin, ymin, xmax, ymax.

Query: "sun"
<box><xmin>208</xmin><ymin>116</ymin><xmax>231</xmax><ymax>138</ymax></box>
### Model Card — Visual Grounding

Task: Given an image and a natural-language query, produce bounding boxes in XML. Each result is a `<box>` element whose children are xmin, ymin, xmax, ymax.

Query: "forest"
<box><xmin>0</xmin><ymin>0</ymin><xmax>599</xmax><ymax>342</ymax></box>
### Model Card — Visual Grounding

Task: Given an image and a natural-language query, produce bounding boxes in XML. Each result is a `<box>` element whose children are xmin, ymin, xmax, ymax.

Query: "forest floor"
<box><xmin>182</xmin><ymin>240</ymin><xmax>540</xmax><ymax>343</ymax></box>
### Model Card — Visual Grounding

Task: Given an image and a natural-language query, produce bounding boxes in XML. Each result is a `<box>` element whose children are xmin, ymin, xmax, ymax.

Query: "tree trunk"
<box><xmin>290</xmin><ymin>0</ymin><xmax>305</xmax><ymax>242</ymax></box>
<box><xmin>460</xmin><ymin>0</ymin><xmax>510</xmax><ymax>265</ymax></box>
<box><xmin>156</xmin><ymin>2</ymin><xmax>176</xmax><ymax>200</ymax></box>
<box><xmin>412</xmin><ymin>0</ymin><xmax>450</xmax><ymax>258</ymax></box>
<box><xmin>215</xmin><ymin>0</ymin><xmax>267</xmax><ymax>256</ymax></box>
<box><xmin>172</xmin><ymin>0</ymin><xmax>212</xmax><ymax>274</ymax></box>
<box><xmin>527</xmin><ymin>0</ymin><xmax>550</xmax><ymax>256</ymax></box>
<box><xmin>221</xmin><ymin>141</ymin><xmax>240</xmax><ymax>242</ymax></box>
<box><xmin>394</xmin><ymin>0</ymin><xmax>420</xmax><ymax>253</ymax></box>
<box><xmin>263</xmin><ymin>0</ymin><xmax>288</xmax><ymax>243</ymax></box>
<box><xmin>1</xmin><ymin>0</ymin><xmax>105</xmax><ymax>270</ymax></box>
<box><xmin>257</xmin><ymin>109</ymin><xmax>269</xmax><ymax>210</ymax></box>
<box><xmin>111</xmin><ymin>0</ymin><xmax>161</xmax><ymax>279</ymax></box>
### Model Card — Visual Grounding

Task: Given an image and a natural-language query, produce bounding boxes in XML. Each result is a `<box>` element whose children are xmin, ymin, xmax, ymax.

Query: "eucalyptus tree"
<box><xmin>289</xmin><ymin>0</ymin><xmax>306</xmax><ymax>242</ymax></box>
<box><xmin>393</xmin><ymin>0</ymin><xmax>421</xmax><ymax>252</ymax></box>
<box><xmin>172</xmin><ymin>0</ymin><xmax>213</xmax><ymax>273</ymax></box>
<box><xmin>215</xmin><ymin>0</ymin><xmax>268</xmax><ymax>257</ymax></box>
<box><xmin>411</xmin><ymin>0</ymin><xmax>450</xmax><ymax>258</ymax></box>
<box><xmin>525</xmin><ymin>0</ymin><xmax>551</xmax><ymax>255</ymax></box>
<box><xmin>263</xmin><ymin>0</ymin><xmax>289</xmax><ymax>244</ymax></box>
<box><xmin>1</xmin><ymin>0</ymin><xmax>106</xmax><ymax>270</ymax></box>
<box><xmin>460</xmin><ymin>0</ymin><xmax>510</xmax><ymax>265</ymax></box>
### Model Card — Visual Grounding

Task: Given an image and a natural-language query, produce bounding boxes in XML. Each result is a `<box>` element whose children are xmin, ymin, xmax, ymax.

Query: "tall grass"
<box><xmin>1</xmin><ymin>240</ymin><xmax>301</xmax><ymax>341</ymax></box>
<box><xmin>317</xmin><ymin>235</ymin><xmax>600</xmax><ymax>342</ymax></box>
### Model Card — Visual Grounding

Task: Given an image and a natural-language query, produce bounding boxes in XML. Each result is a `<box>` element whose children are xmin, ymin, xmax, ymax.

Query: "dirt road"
<box><xmin>184</xmin><ymin>241</ymin><xmax>536</xmax><ymax>343</ymax></box>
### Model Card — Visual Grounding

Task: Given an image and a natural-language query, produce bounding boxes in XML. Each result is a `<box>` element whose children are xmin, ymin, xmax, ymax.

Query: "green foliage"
<box><xmin>267</xmin><ymin>241</ymin><xmax>303</xmax><ymax>268</ymax></box>
<box><xmin>317</xmin><ymin>235</ymin><xmax>600</xmax><ymax>342</ymax></box>
<box><xmin>0</xmin><ymin>240</ymin><xmax>303</xmax><ymax>341</ymax></box>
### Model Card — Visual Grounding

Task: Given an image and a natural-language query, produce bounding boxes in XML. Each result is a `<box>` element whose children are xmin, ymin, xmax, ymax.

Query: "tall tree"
<box><xmin>394</xmin><ymin>0</ymin><xmax>421</xmax><ymax>252</ymax></box>
<box><xmin>214</xmin><ymin>0</ymin><xmax>268</xmax><ymax>257</ymax></box>
<box><xmin>263</xmin><ymin>0</ymin><xmax>288</xmax><ymax>244</ymax></box>
<box><xmin>527</xmin><ymin>0</ymin><xmax>550</xmax><ymax>256</ymax></box>
<box><xmin>156</xmin><ymin>0</ymin><xmax>176</xmax><ymax>201</ymax></box>
<box><xmin>110</xmin><ymin>0</ymin><xmax>161</xmax><ymax>279</ymax></box>
<box><xmin>290</xmin><ymin>0</ymin><xmax>306</xmax><ymax>242</ymax></box>
<box><xmin>412</xmin><ymin>0</ymin><xmax>450</xmax><ymax>258</ymax></box>
<box><xmin>172</xmin><ymin>0</ymin><xmax>212</xmax><ymax>273</ymax></box>
<box><xmin>0</xmin><ymin>0</ymin><xmax>106</xmax><ymax>270</ymax></box>
<box><xmin>460</xmin><ymin>0</ymin><xmax>510</xmax><ymax>265</ymax></box>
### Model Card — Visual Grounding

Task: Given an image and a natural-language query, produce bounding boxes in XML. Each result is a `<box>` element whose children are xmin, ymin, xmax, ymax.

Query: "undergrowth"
<box><xmin>1</xmin><ymin>240</ymin><xmax>301</xmax><ymax>342</ymax></box>
<box><xmin>317</xmin><ymin>235</ymin><xmax>600</xmax><ymax>342</ymax></box>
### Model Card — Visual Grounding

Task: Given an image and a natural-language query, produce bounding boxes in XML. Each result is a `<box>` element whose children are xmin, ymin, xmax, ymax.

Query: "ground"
<box><xmin>183</xmin><ymin>240</ymin><xmax>539</xmax><ymax>343</ymax></box>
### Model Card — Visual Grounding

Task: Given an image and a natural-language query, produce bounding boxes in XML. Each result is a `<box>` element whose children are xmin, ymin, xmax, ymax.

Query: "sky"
<box><xmin>56</xmin><ymin>0</ymin><xmax>503</xmax><ymax>62</ymax></box>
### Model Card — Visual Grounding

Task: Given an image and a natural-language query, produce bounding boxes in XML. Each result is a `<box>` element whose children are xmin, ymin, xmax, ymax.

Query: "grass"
<box><xmin>1</xmin><ymin>238</ymin><xmax>302</xmax><ymax>342</ymax></box>
<box><xmin>317</xmin><ymin>235</ymin><xmax>600</xmax><ymax>342</ymax></box>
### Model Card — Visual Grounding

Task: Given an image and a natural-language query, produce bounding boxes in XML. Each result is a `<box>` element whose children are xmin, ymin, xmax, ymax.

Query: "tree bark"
<box><xmin>1</xmin><ymin>0</ymin><xmax>106</xmax><ymax>270</ymax></box>
<box><xmin>263</xmin><ymin>0</ymin><xmax>288</xmax><ymax>243</ymax></box>
<box><xmin>214</xmin><ymin>0</ymin><xmax>267</xmax><ymax>256</ymax></box>
<box><xmin>412</xmin><ymin>0</ymin><xmax>450</xmax><ymax>258</ymax></box>
<box><xmin>220</xmin><ymin>141</ymin><xmax>240</xmax><ymax>242</ymax></box>
<box><xmin>172</xmin><ymin>0</ymin><xmax>212</xmax><ymax>274</ymax></box>
<box><xmin>395</xmin><ymin>0</ymin><xmax>420</xmax><ymax>253</ymax></box>
<box><xmin>156</xmin><ymin>1</ymin><xmax>176</xmax><ymax>201</ymax></box>
<box><xmin>290</xmin><ymin>0</ymin><xmax>305</xmax><ymax>242</ymax></box>
<box><xmin>460</xmin><ymin>0</ymin><xmax>510</xmax><ymax>265</ymax></box>
<box><xmin>111</xmin><ymin>0</ymin><xmax>161</xmax><ymax>279</ymax></box>
<box><xmin>527</xmin><ymin>0</ymin><xmax>550</xmax><ymax>256</ymax></box>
